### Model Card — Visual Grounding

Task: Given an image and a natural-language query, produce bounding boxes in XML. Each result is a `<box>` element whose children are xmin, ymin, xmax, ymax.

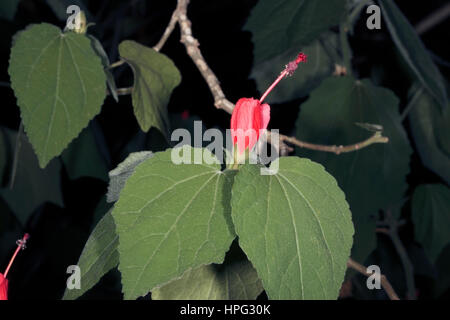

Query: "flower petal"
<box><xmin>230</xmin><ymin>98</ymin><xmax>271</xmax><ymax>155</ymax></box>
<box><xmin>260</xmin><ymin>103</ymin><xmax>270</xmax><ymax>130</ymax></box>
<box><xmin>0</xmin><ymin>273</ymin><xmax>8</xmax><ymax>300</ymax></box>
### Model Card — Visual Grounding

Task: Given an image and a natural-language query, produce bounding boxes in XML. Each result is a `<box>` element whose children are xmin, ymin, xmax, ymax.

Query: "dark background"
<box><xmin>0</xmin><ymin>0</ymin><xmax>448</xmax><ymax>300</ymax></box>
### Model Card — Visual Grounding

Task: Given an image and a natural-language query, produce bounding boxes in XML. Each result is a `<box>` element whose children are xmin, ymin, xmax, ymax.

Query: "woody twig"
<box><xmin>112</xmin><ymin>0</ymin><xmax>389</xmax><ymax>156</ymax></box>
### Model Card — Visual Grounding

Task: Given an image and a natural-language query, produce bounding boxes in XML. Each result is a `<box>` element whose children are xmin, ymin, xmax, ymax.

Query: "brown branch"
<box><xmin>375</xmin><ymin>227</ymin><xmax>389</xmax><ymax>235</ymax></box>
<box><xmin>280</xmin><ymin>132</ymin><xmax>388</xmax><ymax>155</ymax></box>
<box><xmin>107</xmin><ymin>59</ymin><xmax>125</xmax><ymax>69</ymax></box>
<box><xmin>105</xmin><ymin>87</ymin><xmax>133</xmax><ymax>97</ymax></box>
<box><xmin>347</xmin><ymin>258</ymin><xmax>400</xmax><ymax>300</ymax></box>
<box><xmin>415</xmin><ymin>2</ymin><xmax>450</xmax><ymax>35</ymax></box>
<box><xmin>153</xmin><ymin>2</ymin><xmax>182</xmax><ymax>52</ymax></box>
<box><xmin>107</xmin><ymin>1</ymin><xmax>182</xmax><ymax>98</ymax></box>
<box><xmin>116</xmin><ymin>87</ymin><xmax>133</xmax><ymax>95</ymax></box>
<box><xmin>106</xmin><ymin>0</ymin><xmax>390</xmax><ymax>155</ymax></box>
<box><xmin>109</xmin><ymin>2</ymin><xmax>181</xmax><ymax>68</ymax></box>
<box><xmin>173</xmin><ymin>0</ymin><xmax>388</xmax><ymax>156</ymax></box>
<box><xmin>176</xmin><ymin>0</ymin><xmax>233</xmax><ymax>114</ymax></box>
<box><xmin>377</xmin><ymin>218</ymin><xmax>406</xmax><ymax>227</ymax></box>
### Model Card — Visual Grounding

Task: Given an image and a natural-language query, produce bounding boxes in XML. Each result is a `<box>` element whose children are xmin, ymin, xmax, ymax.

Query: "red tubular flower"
<box><xmin>0</xmin><ymin>233</ymin><xmax>30</xmax><ymax>300</ymax></box>
<box><xmin>0</xmin><ymin>274</ymin><xmax>8</xmax><ymax>300</ymax></box>
<box><xmin>230</xmin><ymin>98</ymin><xmax>270</xmax><ymax>154</ymax></box>
<box><xmin>230</xmin><ymin>52</ymin><xmax>307</xmax><ymax>155</ymax></box>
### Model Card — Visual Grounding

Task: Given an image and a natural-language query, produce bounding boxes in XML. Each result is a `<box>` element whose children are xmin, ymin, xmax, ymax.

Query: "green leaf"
<box><xmin>61</xmin><ymin>125</ymin><xmax>108</xmax><ymax>181</ymax></box>
<box><xmin>378</xmin><ymin>0</ymin><xmax>448</xmax><ymax>109</ymax></box>
<box><xmin>245</xmin><ymin>0</ymin><xmax>346</xmax><ymax>64</ymax></box>
<box><xmin>295</xmin><ymin>76</ymin><xmax>412</xmax><ymax>262</ymax></box>
<box><xmin>62</xmin><ymin>210</ymin><xmax>119</xmax><ymax>300</ymax></box>
<box><xmin>0</xmin><ymin>0</ymin><xmax>20</xmax><ymax>20</ymax></box>
<box><xmin>0</xmin><ymin>128</ymin><xmax>63</xmax><ymax>225</ymax></box>
<box><xmin>88</xmin><ymin>35</ymin><xmax>118</xmax><ymax>103</ymax></box>
<box><xmin>118</xmin><ymin>40</ymin><xmax>181</xmax><ymax>135</ymax></box>
<box><xmin>251</xmin><ymin>32</ymin><xmax>340</xmax><ymax>104</ymax></box>
<box><xmin>408</xmin><ymin>87</ymin><xmax>450</xmax><ymax>184</ymax></box>
<box><xmin>91</xmin><ymin>194</ymin><xmax>113</xmax><ymax>230</ymax></box>
<box><xmin>8</xmin><ymin>23</ymin><xmax>107</xmax><ymax>168</ymax></box>
<box><xmin>152</xmin><ymin>258</ymin><xmax>262</xmax><ymax>300</ymax></box>
<box><xmin>412</xmin><ymin>184</ymin><xmax>450</xmax><ymax>263</ymax></box>
<box><xmin>106</xmin><ymin>151</ymin><xmax>154</xmax><ymax>203</ymax></box>
<box><xmin>231</xmin><ymin>158</ymin><xmax>354</xmax><ymax>299</ymax></box>
<box><xmin>112</xmin><ymin>147</ymin><xmax>235</xmax><ymax>299</ymax></box>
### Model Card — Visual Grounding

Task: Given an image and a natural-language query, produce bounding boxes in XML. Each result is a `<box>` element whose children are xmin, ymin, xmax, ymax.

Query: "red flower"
<box><xmin>230</xmin><ymin>98</ymin><xmax>270</xmax><ymax>154</ymax></box>
<box><xmin>230</xmin><ymin>52</ymin><xmax>307</xmax><ymax>155</ymax></box>
<box><xmin>0</xmin><ymin>273</ymin><xmax>8</xmax><ymax>300</ymax></box>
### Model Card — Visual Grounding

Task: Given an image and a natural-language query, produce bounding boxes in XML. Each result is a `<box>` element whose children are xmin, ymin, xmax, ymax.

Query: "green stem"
<box><xmin>108</xmin><ymin>59</ymin><xmax>125</xmax><ymax>69</ymax></box>
<box><xmin>400</xmin><ymin>87</ymin><xmax>424</xmax><ymax>122</ymax></box>
<box><xmin>231</xmin><ymin>147</ymin><xmax>240</xmax><ymax>170</ymax></box>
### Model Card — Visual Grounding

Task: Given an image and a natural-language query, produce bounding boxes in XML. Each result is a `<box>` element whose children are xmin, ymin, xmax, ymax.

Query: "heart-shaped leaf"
<box><xmin>118</xmin><ymin>40</ymin><xmax>181</xmax><ymax>136</ymax></box>
<box><xmin>231</xmin><ymin>158</ymin><xmax>354</xmax><ymax>299</ymax></box>
<box><xmin>408</xmin><ymin>86</ymin><xmax>450</xmax><ymax>184</ymax></box>
<box><xmin>295</xmin><ymin>76</ymin><xmax>412</xmax><ymax>262</ymax></box>
<box><xmin>62</xmin><ymin>210</ymin><xmax>119</xmax><ymax>300</ymax></box>
<box><xmin>8</xmin><ymin>23</ymin><xmax>107</xmax><ymax>167</ymax></box>
<box><xmin>0</xmin><ymin>128</ymin><xmax>63</xmax><ymax>225</ymax></box>
<box><xmin>245</xmin><ymin>0</ymin><xmax>346</xmax><ymax>64</ymax></box>
<box><xmin>379</xmin><ymin>0</ymin><xmax>448</xmax><ymax>109</ymax></box>
<box><xmin>112</xmin><ymin>147</ymin><xmax>235</xmax><ymax>299</ymax></box>
<box><xmin>412</xmin><ymin>184</ymin><xmax>450</xmax><ymax>263</ymax></box>
<box><xmin>152</xmin><ymin>258</ymin><xmax>262</xmax><ymax>300</ymax></box>
<box><xmin>106</xmin><ymin>151</ymin><xmax>154</xmax><ymax>203</ymax></box>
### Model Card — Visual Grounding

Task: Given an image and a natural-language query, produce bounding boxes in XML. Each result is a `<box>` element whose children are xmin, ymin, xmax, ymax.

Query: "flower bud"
<box><xmin>230</xmin><ymin>98</ymin><xmax>270</xmax><ymax>155</ymax></box>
